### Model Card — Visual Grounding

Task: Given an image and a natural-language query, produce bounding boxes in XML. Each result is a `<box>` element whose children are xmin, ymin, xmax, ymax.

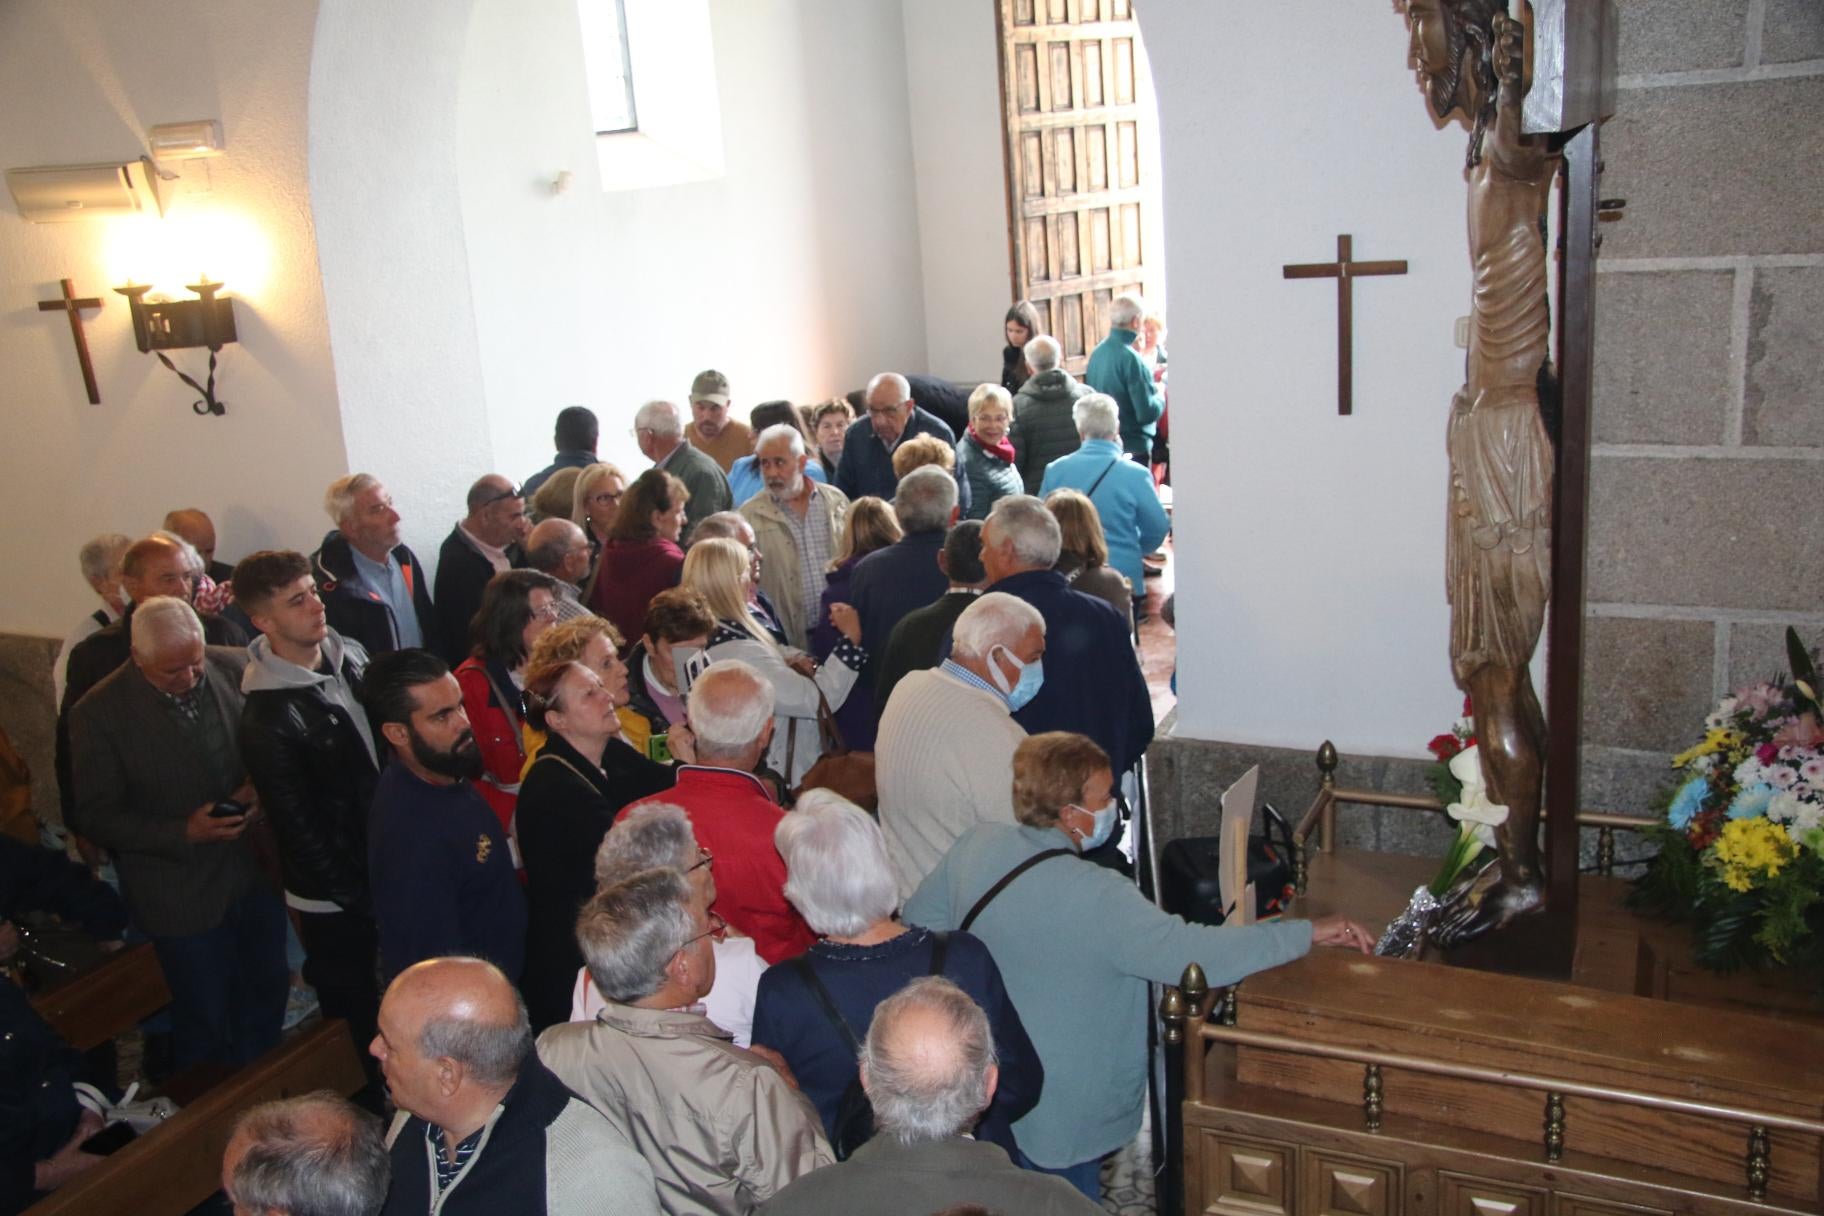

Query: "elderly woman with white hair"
<box><xmin>566</xmin><ymin>802</ymin><xmax>768</xmax><ymax>1047</ymax></box>
<box><xmin>749</xmin><ymin>790</ymin><xmax>1041</xmax><ymax>1161</ymax></box>
<box><xmin>953</xmin><ymin>384</ymin><xmax>1024</xmax><ymax>521</ymax></box>
<box><xmin>1037</xmin><ymin>393</ymin><xmax>1170</xmax><ymax>601</ymax></box>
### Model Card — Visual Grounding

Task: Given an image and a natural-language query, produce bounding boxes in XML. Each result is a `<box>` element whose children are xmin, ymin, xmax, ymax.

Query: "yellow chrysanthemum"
<box><xmin>1672</xmin><ymin>728</ymin><xmax>1745</xmax><ymax>770</ymax></box>
<box><xmin>1709</xmin><ymin>819</ymin><xmax>1797</xmax><ymax>893</ymax></box>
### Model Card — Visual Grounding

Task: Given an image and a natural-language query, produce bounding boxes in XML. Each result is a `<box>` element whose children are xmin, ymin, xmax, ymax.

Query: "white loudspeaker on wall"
<box><xmin>5</xmin><ymin>157</ymin><xmax>166</xmax><ymax>223</ymax></box>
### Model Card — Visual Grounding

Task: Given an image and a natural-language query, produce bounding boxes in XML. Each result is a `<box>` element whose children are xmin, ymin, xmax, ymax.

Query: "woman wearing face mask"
<box><xmin>905</xmin><ymin>732</ymin><xmax>1376</xmax><ymax>1202</ymax></box>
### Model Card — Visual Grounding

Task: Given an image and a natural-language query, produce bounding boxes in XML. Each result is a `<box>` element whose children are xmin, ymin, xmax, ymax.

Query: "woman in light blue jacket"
<box><xmin>906</xmin><ymin>732</ymin><xmax>1372</xmax><ymax>1200</ymax></box>
<box><xmin>1037</xmin><ymin>393</ymin><xmax>1170</xmax><ymax>596</ymax></box>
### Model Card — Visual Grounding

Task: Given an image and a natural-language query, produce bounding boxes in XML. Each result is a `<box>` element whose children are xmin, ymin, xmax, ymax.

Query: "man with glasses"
<box><xmin>631</xmin><ymin>400</ymin><xmax>731</xmax><ymax>537</ymax></box>
<box><xmin>538</xmin><ymin>866</ymin><xmax>831</xmax><ymax>1213</ymax></box>
<box><xmin>834</xmin><ymin>371</ymin><xmax>957</xmax><ymax>501</ymax></box>
<box><xmin>434</xmin><ymin>474</ymin><xmax>532</xmax><ymax>663</ymax></box>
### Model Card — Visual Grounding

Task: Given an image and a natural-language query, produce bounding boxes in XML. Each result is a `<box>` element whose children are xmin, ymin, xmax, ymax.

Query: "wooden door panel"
<box><xmin>1000</xmin><ymin>0</ymin><xmax>1158</xmax><ymax>373</ymax></box>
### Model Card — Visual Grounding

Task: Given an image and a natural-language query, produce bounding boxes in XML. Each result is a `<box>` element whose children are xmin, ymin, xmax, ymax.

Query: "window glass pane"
<box><xmin>578</xmin><ymin>0</ymin><xmax>638</xmax><ymax>134</ymax></box>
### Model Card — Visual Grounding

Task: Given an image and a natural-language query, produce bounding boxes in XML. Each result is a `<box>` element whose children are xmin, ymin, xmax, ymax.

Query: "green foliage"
<box><xmin>1628</xmin><ymin>823</ymin><xmax>1700</xmax><ymax>922</ymax></box>
<box><xmin>1425</xmin><ymin>761</ymin><xmax>1461</xmax><ymax>808</ymax></box>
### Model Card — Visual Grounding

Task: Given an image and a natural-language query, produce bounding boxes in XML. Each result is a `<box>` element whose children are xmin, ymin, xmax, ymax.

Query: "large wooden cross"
<box><xmin>1282</xmin><ymin>234</ymin><xmax>1408</xmax><ymax>416</ymax></box>
<box><xmin>37</xmin><ymin>278</ymin><xmax>104</xmax><ymax>405</ymax></box>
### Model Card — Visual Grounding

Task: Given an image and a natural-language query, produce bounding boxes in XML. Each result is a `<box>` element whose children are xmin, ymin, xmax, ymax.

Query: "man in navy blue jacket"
<box><xmin>849</xmin><ymin>467</ymin><xmax>959</xmax><ymax>670</ymax></box>
<box><xmin>835</xmin><ymin>373</ymin><xmax>957</xmax><ymax>502</ymax></box>
<box><xmin>363</xmin><ymin>650</ymin><xmax>525</xmax><ymax>985</ymax></box>
<box><xmin>977</xmin><ymin>496</ymin><xmax>1153</xmax><ymax>777</ymax></box>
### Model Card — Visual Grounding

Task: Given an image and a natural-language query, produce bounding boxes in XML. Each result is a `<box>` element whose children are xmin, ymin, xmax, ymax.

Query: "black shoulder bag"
<box><xmin>789</xmin><ymin>931</ymin><xmax>950</xmax><ymax>1161</ymax></box>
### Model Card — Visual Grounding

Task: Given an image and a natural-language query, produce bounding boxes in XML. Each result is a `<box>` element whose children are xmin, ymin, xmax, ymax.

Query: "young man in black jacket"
<box><xmin>234</xmin><ymin>550</ymin><xmax>383</xmax><ymax>1067</ymax></box>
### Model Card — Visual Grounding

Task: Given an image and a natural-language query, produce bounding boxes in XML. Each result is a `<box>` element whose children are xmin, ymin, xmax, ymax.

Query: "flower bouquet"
<box><xmin>1630</xmin><ymin>628</ymin><xmax>1824</xmax><ymax>975</ymax></box>
<box><xmin>1375</xmin><ymin>698</ymin><xmax>1510</xmax><ymax>957</ymax></box>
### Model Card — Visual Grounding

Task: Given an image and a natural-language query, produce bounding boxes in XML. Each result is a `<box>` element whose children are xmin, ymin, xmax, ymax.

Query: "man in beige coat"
<box><xmin>738</xmin><ymin>425</ymin><xmax>849</xmax><ymax>650</ymax></box>
<box><xmin>537</xmin><ymin>868</ymin><xmax>831</xmax><ymax>1215</ymax></box>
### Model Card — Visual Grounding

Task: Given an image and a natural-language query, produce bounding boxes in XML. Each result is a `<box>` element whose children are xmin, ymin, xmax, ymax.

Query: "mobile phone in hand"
<box><xmin>209</xmin><ymin>798</ymin><xmax>249</xmax><ymax>820</ymax></box>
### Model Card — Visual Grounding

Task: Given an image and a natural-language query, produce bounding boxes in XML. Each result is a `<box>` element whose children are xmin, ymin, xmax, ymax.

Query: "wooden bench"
<box><xmin>25</xmin><ymin>1019</ymin><xmax>368</xmax><ymax>1216</ymax></box>
<box><xmin>29</xmin><ymin>942</ymin><xmax>170</xmax><ymax>1052</ymax></box>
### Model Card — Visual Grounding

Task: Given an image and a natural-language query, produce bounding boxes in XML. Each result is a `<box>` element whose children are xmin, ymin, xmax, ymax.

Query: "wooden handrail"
<box><xmin>1191</xmin><ymin>1019</ymin><xmax>1824</xmax><ymax>1137</ymax></box>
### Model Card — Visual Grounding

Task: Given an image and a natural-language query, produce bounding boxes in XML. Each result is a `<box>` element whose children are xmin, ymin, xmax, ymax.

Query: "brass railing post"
<box><xmin>1747</xmin><ymin>1124</ymin><xmax>1770</xmax><ymax>1200</ymax></box>
<box><xmin>1597</xmin><ymin>826</ymin><xmax>1615</xmax><ymax>876</ymax></box>
<box><xmin>1544</xmin><ymin>1091</ymin><xmax>1565</xmax><ymax>1161</ymax></box>
<box><xmin>1220</xmin><ymin>985</ymin><xmax>1238</xmax><ymax>1026</ymax></box>
<box><xmin>1363</xmin><ymin>1064</ymin><xmax>1383</xmax><ymax>1132</ymax></box>
<box><xmin>1317</xmin><ymin>740</ymin><xmax>1339</xmax><ymax>852</ymax></box>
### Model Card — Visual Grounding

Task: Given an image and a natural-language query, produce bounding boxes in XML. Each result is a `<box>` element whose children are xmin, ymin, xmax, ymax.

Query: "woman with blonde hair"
<box><xmin>1044</xmin><ymin>488</ymin><xmax>1133</xmax><ymax>633</ymax></box>
<box><xmin>570</xmin><ymin>461</ymin><xmax>629</xmax><ymax>563</ymax></box>
<box><xmin>810</xmin><ymin>498</ymin><xmax>902</xmax><ymax>749</ymax></box>
<box><xmin>682</xmin><ymin>538</ymin><xmax>866</xmax><ymax>785</ymax></box>
<box><xmin>955</xmin><ymin>384</ymin><xmax>1023</xmax><ymax>521</ymax></box>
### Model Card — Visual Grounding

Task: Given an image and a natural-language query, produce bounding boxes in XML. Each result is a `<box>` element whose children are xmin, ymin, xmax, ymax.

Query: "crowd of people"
<box><xmin>21</xmin><ymin>295</ymin><xmax>1376</xmax><ymax>1215</ymax></box>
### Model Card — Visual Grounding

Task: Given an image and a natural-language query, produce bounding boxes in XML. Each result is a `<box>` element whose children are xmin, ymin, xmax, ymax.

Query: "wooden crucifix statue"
<box><xmin>1405</xmin><ymin>0</ymin><xmax>1560</xmax><ymax>946</ymax></box>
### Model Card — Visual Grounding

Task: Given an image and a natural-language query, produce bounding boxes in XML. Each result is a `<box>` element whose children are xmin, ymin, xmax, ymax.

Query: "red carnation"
<box><xmin>1427</xmin><ymin>733</ymin><xmax>1464</xmax><ymax>761</ymax></box>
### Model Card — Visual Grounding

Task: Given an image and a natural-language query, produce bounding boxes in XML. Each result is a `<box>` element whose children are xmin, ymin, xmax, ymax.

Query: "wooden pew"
<box><xmin>29</xmin><ymin>942</ymin><xmax>170</xmax><ymax>1052</ymax></box>
<box><xmin>26</xmin><ymin>1019</ymin><xmax>368</xmax><ymax>1216</ymax></box>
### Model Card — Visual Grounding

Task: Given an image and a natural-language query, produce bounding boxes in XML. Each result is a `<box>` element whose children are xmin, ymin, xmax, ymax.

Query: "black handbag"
<box><xmin>1160</xmin><ymin>802</ymin><xmax>1297</xmax><ymax>925</ymax></box>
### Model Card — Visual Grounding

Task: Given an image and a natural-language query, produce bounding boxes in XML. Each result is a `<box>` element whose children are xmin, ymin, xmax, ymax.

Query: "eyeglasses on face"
<box><xmin>682</xmin><ymin>910</ymin><xmax>728</xmax><ymax>948</ymax></box>
<box><xmin>686</xmin><ymin>847</ymin><xmax>713</xmax><ymax>874</ymax></box>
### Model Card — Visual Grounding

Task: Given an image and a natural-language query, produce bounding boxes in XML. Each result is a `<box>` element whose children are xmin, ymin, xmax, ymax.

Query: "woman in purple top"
<box><xmin>586</xmin><ymin>469</ymin><xmax>688</xmax><ymax>653</ymax></box>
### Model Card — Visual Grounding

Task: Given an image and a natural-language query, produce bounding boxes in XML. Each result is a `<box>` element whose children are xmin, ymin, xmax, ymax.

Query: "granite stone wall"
<box><xmin>1152</xmin><ymin>1</ymin><xmax>1823</xmax><ymax>856</ymax></box>
<box><xmin>0</xmin><ymin>634</ymin><xmax>61</xmax><ymax>829</ymax></box>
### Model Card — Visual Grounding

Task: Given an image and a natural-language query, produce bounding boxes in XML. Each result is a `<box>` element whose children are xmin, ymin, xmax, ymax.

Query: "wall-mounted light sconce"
<box><xmin>114</xmin><ymin>278</ymin><xmax>238</xmax><ymax>416</ymax></box>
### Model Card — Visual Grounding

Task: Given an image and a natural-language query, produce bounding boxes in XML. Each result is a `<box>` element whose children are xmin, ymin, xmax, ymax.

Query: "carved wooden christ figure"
<box><xmin>1406</xmin><ymin>0</ymin><xmax>1558</xmax><ymax>945</ymax></box>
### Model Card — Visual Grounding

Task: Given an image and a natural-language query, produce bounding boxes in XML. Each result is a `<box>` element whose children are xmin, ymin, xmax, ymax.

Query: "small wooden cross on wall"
<box><xmin>1283</xmin><ymin>234</ymin><xmax>1408</xmax><ymax>416</ymax></box>
<box><xmin>37</xmin><ymin>278</ymin><xmax>104</xmax><ymax>405</ymax></box>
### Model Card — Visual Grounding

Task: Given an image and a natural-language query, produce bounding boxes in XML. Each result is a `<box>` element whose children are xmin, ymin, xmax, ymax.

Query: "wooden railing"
<box><xmin>1290</xmin><ymin>739</ymin><xmax>1659</xmax><ymax>893</ymax></box>
<box><xmin>1158</xmin><ymin>963</ymin><xmax>1808</xmax><ymax>1204</ymax></box>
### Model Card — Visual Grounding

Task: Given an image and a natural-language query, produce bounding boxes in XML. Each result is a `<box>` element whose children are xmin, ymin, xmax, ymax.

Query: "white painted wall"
<box><xmin>1138</xmin><ymin>0</ymin><xmax>1473</xmax><ymax>757</ymax></box>
<box><xmin>453</xmin><ymin>0</ymin><xmax>936</xmax><ymax>489</ymax></box>
<box><xmin>0</xmin><ymin>0</ymin><xmax>343</xmax><ymax>637</ymax></box>
<box><xmin>310</xmin><ymin>0</ymin><xmax>495</xmax><ymax>567</ymax></box>
<box><xmin>902</xmin><ymin>0</ymin><xmax>1012</xmax><ymax>383</ymax></box>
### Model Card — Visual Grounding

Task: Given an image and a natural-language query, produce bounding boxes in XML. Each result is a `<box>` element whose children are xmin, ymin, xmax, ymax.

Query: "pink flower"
<box><xmin>1757</xmin><ymin>742</ymin><xmax>1779</xmax><ymax>765</ymax></box>
<box><xmin>1736</xmin><ymin>683</ymin><xmax>1784</xmax><ymax>718</ymax></box>
<box><xmin>1773</xmin><ymin>712</ymin><xmax>1824</xmax><ymax>750</ymax></box>
<box><xmin>1800</xmin><ymin>756</ymin><xmax>1824</xmax><ymax>784</ymax></box>
<box><xmin>1770</xmin><ymin>765</ymin><xmax>1799</xmax><ymax>789</ymax></box>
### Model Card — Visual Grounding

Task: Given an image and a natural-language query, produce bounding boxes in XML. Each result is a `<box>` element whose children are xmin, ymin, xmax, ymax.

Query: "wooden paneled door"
<box><xmin>997</xmin><ymin>0</ymin><xmax>1161</xmax><ymax>374</ymax></box>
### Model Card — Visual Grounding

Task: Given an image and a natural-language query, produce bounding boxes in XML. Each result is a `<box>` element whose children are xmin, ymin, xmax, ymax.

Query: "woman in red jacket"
<box><xmin>454</xmin><ymin>569</ymin><xmax>561</xmax><ymax>849</ymax></box>
<box><xmin>585</xmin><ymin>468</ymin><xmax>689</xmax><ymax>650</ymax></box>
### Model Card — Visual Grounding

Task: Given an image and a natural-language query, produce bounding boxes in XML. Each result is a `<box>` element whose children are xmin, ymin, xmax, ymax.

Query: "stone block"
<box><xmin>1744</xmin><ymin>266</ymin><xmax>1824</xmax><ymax>447</ymax></box>
<box><xmin>1580</xmin><ymin>614</ymin><xmax>1717</xmax><ymax>751</ymax></box>
<box><xmin>1601</xmin><ymin>79</ymin><xmax>1824</xmax><ymax>258</ymax></box>
<box><xmin>1581</xmin><ymin>745</ymin><xmax>1678</xmax><ymax>814</ymax></box>
<box><xmin>1593</xmin><ymin>270</ymin><xmax>1735</xmax><ymax>444</ymax></box>
<box><xmin>1587</xmin><ymin>457</ymin><xmax>1824</xmax><ymax>610</ymax></box>
<box><xmin>1726</xmin><ymin>621</ymin><xmax>1824</xmax><ymax>690</ymax></box>
<box><xmin>1762</xmin><ymin>0</ymin><xmax>1824</xmax><ymax>64</ymax></box>
<box><xmin>1615</xmin><ymin>0</ymin><xmax>1747</xmax><ymax>74</ymax></box>
<box><xmin>0</xmin><ymin>633</ymin><xmax>60</xmax><ymax>827</ymax></box>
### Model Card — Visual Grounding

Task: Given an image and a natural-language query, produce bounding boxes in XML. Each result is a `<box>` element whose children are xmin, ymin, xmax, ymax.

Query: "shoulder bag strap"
<box><xmin>479</xmin><ymin>665</ymin><xmax>527</xmax><ymax>762</ymax></box>
<box><xmin>927</xmin><ymin>931</ymin><xmax>948</xmax><ymax>977</ymax></box>
<box><xmin>532</xmin><ymin>750</ymin><xmax>598</xmax><ymax>793</ymax></box>
<box><xmin>960</xmin><ymin>849</ymin><xmax>1073</xmax><ymax>933</ymax></box>
<box><xmin>1085</xmin><ymin>457</ymin><xmax>1121</xmax><ymax>499</ymax></box>
<box><xmin>790</xmin><ymin>957</ymin><xmax>860</xmax><ymax>1052</ymax></box>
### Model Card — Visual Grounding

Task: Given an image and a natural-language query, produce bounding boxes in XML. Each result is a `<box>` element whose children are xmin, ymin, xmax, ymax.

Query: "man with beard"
<box><xmin>364</xmin><ymin>650</ymin><xmax>526</xmax><ymax>984</ymax></box>
<box><xmin>738</xmin><ymin>424</ymin><xmax>851</xmax><ymax>650</ymax></box>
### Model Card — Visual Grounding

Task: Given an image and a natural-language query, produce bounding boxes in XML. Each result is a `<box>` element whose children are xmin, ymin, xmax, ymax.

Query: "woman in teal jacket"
<box><xmin>905</xmin><ymin>732</ymin><xmax>1373</xmax><ymax>1200</ymax></box>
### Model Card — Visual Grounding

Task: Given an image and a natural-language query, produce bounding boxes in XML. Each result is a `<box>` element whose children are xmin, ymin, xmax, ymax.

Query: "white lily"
<box><xmin>1446</xmin><ymin>744</ymin><xmax>1510</xmax><ymax>849</ymax></box>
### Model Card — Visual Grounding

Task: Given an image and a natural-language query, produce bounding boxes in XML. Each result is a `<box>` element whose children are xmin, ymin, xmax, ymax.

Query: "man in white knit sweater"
<box><xmin>876</xmin><ymin>592</ymin><xmax>1046</xmax><ymax>901</ymax></box>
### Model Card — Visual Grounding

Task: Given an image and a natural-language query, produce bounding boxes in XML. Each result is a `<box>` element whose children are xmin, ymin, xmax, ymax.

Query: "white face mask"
<box><xmin>1069</xmin><ymin>800</ymin><xmax>1119</xmax><ymax>852</ymax></box>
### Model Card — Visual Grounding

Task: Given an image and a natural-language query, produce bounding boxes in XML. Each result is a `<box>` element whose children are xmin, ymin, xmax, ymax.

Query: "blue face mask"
<box><xmin>1072</xmin><ymin>801</ymin><xmax>1120</xmax><ymax>852</ymax></box>
<box><xmin>989</xmin><ymin>646</ymin><xmax>1044</xmax><ymax>711</ymax></box>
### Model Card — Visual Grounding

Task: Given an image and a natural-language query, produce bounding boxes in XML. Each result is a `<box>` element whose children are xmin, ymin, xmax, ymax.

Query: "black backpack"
<box><xmin>789</xmin><ymin>932</ymin><xmax>949</xmax><ymax>1161</ymax></box>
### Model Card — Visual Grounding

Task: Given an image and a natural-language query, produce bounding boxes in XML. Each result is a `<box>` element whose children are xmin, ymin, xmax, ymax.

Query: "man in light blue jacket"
<box><xmin>1039</xmin><ymin>394</ymin><xmax>1170</xmax><ymax>596</ymax></box>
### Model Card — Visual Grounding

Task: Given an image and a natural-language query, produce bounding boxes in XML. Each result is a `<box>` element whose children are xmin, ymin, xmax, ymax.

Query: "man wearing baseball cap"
<box><xmin>685</xmin><ymin>369</ymin><xmax>751</xmax><ymax>474</ymax></box>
